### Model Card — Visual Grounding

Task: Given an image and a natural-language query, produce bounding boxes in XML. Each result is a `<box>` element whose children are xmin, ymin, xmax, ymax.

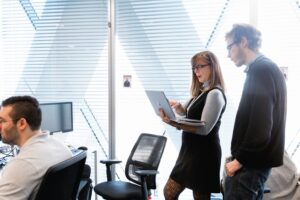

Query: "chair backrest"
<box><xmin>77</xmin><ymin>164</ymin><xmax>93</xmax><ymax>200</ymax></box>
<box><xmin>125</xmin><ymin>133</ymin><xmax>167</xmax><ymax>189</ymax></box>
<box><xmin>34</xmin><ymin>150</ymin><xmax>87</xmax><ymax>200</ymax></box>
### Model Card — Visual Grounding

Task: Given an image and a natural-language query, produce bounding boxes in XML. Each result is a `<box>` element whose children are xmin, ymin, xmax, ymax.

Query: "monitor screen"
<box><xmin>40</xmin><ymin>102</ymin><xmax>73</xmax><ymax>133</ymax></box>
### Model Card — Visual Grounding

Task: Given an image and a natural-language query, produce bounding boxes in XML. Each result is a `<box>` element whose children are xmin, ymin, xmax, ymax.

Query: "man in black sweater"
<box><xmin>224</xmin><ymin>23</ymin><xmax>287</xmax><ymax>200</ymax></box>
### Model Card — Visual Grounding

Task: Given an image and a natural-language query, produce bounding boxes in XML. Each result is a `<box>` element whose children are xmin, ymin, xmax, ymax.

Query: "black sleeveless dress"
<box><xmin>170</xmin><ymin>88</ymin><xmax>226</xmax><ymax>193</ymax></box>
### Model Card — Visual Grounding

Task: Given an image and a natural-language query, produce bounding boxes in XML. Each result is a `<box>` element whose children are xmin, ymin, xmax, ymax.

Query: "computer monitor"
<box><xmin>40</xmin><ymin>102</ymin><xmax>73</xmax><ymax>134</ymax></box>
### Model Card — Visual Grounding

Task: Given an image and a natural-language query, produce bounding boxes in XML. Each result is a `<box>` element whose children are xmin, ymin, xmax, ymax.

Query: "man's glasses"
<box><xmin>226</xmin><ymin>41</ymin><xmax>237</xmax><ymax>51</ymax></box>
<box><xmin>192</xmin><ymin>64</ymin><xmax>210</xmax><ymax>71</ymax></box>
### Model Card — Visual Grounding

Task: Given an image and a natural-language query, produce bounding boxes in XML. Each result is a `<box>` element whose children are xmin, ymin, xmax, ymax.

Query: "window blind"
<box><xmin>257</xmin><ymin>0</ymin><xmax>300</xmax><ymax>168</ymax></box>
<box><xmin>1</xmin><ymin>1</ymin><xmax>300</xmax><ymax>199</ymax></box>
<box><xmin>0</xmin><ymin>0</ymin><xmax>110</xmax><ymax>185</ymax></box>
<box><xmin>114</xmin><ymin>1</ymin><xmax>243</xmax><ymax>199</ymax></box>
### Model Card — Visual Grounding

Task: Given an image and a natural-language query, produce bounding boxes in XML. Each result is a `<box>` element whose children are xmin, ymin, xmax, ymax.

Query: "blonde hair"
<box><xmin>190</xmin><ymin>51</ymin><xmax>225</xmax><ymax>97</ymax></box>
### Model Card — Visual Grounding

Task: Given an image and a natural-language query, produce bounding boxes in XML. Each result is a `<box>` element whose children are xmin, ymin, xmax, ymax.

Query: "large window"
<box><xmin>115</xmin><ymin>0</ymin><xmax>300</xmax><ymax>198</ymax></box>
<box><xmin>114</xmin><ymin>1</ymin><xmax>247</xmax><ymax>198</ymax></box>
<box><xmin>257</xmin><ymin>0</ymin><xmax>300</xmax><ymax>161</ymax></box>
<box><xmin>0</xmin><ymin>0</ymin><xmax>110</xmax><ymax>186</ymax></box>
<box><xmin>1</xmin><ymin>0</ymin><xmax>299</xmax><ymax>199</ymax></box>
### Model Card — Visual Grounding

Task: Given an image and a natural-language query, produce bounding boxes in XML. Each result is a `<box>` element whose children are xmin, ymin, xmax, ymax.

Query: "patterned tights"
<box><xmin>163</xmin><ymin>178</ymin><xmax>210</xmax><ymax>200</ymax></box>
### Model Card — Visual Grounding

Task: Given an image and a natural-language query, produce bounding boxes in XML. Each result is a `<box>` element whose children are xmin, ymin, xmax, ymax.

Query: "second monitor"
<box><xmin>40</xmin><ymin>102</ymin><xmax>73</xmax><ymax>134</ymax></box>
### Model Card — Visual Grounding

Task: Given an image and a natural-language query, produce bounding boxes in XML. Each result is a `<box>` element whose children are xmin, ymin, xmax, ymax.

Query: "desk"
<box><xmin>0</xmin><ymin>145</ymin><xmax>80</xmax><ymax>171</ymax></box>
<box><xmin>0</xmin><ymin>145</ymin><xmax>15</xmax><ymax>170</ymax></box>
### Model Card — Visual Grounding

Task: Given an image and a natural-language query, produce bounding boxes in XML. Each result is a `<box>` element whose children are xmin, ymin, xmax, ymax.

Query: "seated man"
<box><xmin>0</xmin><ymin>95</ymin><xmax>72</xmax><ymax>200</ymax></box>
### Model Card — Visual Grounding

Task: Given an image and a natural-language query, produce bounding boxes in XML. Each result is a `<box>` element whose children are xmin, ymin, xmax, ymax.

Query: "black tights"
<box><xmin>163</xmin><ymin>178</ymin><xmax>211</xmax><ymax>200</ymax></box>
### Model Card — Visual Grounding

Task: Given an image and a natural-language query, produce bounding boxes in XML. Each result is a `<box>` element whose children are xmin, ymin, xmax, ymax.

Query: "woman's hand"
<box><xmin>169</xmin><ymin>99</ymin><xmax>178</xmax><ymax>107</ymax></box>
<box><xmin>169</xmin><ymin>99</ymin><xmax>186</xmax><ymax>116</ymax></box>
<box><xmin>169</xmin><ymin>100</ymin><xmax>181</xmax><ymax>109</ymax></box>
<box><xmin>159</xmin><ymin>108</ymin><xmax>182</xmax><ymax>130</ymax></box>
<box><xmin>159</xmin><ymin>108</ymin><xmax>171</xmax><ymax>123</ymax></box>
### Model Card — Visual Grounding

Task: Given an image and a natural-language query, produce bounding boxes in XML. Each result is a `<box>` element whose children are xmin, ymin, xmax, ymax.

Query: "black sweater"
<box><xmin>231</xmin><ymin>55</ymin><xmax>287</xmax><ymax>169</ymax></box>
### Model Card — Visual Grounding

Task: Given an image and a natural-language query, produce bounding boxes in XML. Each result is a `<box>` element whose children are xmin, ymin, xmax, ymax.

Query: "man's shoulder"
<box><xmin>252</xmin><ymin>55</ymin><xmax>277</xmax><ymax>69</ymax></box>
<box><xmin>20</xmin><ymin>134</ymin><xmax>72</xmax><ymax>162</ymax></box>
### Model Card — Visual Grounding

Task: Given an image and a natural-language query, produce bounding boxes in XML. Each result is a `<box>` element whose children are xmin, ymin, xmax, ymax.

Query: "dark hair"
<box><xmin>1</xmin><ymin>95</ymin><xmax>41</xmax><ymax>131</ymax></box>
<box><xmin>225</xmin><ymin>23</ymin><xmax>262</xmax><ymax>51</ymax></box>
<box><xmin>190</xmin><ymin>51</ymin><xmax>225</xmax><ymax>97</ymax></box>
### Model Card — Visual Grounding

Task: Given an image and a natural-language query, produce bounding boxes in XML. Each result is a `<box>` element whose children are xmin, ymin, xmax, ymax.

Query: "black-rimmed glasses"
<box><xmin>192</xmin><ymin>64</ymin><xmax>210</xmax><ymax>72</ymax></box>
<box><xmin>226</xmin><ymin>41</ymin><xmax>237</xmax><ymax>51</ymax></box>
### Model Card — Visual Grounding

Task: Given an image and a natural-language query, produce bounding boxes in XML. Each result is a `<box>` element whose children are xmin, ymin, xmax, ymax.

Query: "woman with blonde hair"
<box><xmin>160</xmin><ymin>51</ymin><xmax>226</xmax><ymax>200</ymax></box>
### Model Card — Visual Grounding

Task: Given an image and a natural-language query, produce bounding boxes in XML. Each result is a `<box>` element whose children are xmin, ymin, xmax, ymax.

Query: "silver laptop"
<box><xmin>145</xmin><ymin>90</ymin><xmax>204</xmax><ymax>126</ymax></box>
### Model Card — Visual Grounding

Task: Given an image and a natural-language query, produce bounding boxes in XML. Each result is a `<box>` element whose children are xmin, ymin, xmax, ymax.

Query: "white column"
<box><xmin>249</xmin><ymin>0</ymin><xmax>258</xmax><ymax>26</ymax></box>
<box><xmin>108</xmin><ymin>0</ymin><xmax>116</xmax><ymax>180</ymax></box>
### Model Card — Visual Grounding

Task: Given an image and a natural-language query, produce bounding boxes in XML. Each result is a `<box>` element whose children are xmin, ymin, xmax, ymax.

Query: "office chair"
<box><xmin>76</xmin><ymin>146</ymin><xmax>93</xmax><ymax>200</ymax></box>
<box><xmin>78</xmin><ymin>164</ymin><xmax>93</xmax><ymax>200</ymax></box>
<box><xmin>94</xmin><ymin>133</ymin><xmax>167</xmax><ymax>200</ymax></box>
<box><xmin>34</xmin><ymin>150</ymin><xmax>87</xmax><ymax>200</ymax></box>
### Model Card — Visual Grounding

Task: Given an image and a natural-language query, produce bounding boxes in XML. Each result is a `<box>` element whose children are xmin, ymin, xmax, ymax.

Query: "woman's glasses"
<box><xmin>192</xmin><ymin>64</ymin><xmax>209</xmax><ymax>72</ymax></box>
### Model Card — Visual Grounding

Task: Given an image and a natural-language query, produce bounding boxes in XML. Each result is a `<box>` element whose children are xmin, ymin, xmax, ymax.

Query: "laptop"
<box><xmin>145</xmin><ymin>90</ymin><xmax>204</xmax><ymax>126</ymax></box>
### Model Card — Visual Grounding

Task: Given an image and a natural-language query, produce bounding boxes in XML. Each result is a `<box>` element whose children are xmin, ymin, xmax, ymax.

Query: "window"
<box><xmin>1</xmin><ymin>0</ymin><xmax>299</xmax><ymax>199</ymax></box>
<box><xmin>0</xmin><ymin>0</ymin><xmax>109</xmax><ymax>188</ymax></box>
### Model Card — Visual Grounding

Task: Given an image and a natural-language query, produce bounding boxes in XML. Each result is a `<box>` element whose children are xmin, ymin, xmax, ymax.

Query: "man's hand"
<box><xmin>225</xmin><ymin>159</ymin><xmax>242</xmax><ymax>177</ymax></box>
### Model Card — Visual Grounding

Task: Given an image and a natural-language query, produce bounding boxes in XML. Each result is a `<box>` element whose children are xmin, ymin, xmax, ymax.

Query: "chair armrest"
<box><xmin>135</xmin><ymin>170</ymin><xmax>159</xmax><ymax>200</ymax></box>
<box><xmin>100</xmin><ymin>159</ymin><xmax>122</xmax><ymax>165</ymax></box>
<box><xmin>135</xmin><ymin>170</ymin><xmax>158</xmax><ymax>176</ymax></box>
<box><xmin>78</xmin><ymin>146</ymin><xmax>88</xmax><ymax>151</ymax></box>
<box><xmin>100</xmin><ymin>159</ymin><xmax>122</xmax><ymax>181</ymax></box>
<box><xmin>264</xmin><ymin>187</ymin><xmax>271</xmax><ymax>193</ymax></box>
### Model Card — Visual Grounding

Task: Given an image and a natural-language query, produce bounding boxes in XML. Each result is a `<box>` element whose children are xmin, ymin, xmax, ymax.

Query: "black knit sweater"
<box><xmin>231</xmin><ymin>55</ymin><xmax>287</xmax><ymax>169</ymax></box>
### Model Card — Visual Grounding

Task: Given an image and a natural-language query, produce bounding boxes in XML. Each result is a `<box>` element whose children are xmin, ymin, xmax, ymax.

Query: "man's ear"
<box><xmin>17</xmin><ymin>118</ymin><xmax>27</xmax><ymax>131</ymax></box>
<box><xmin>240</xmin><ymin>37</ymin><xmax>248</xmax><ymax>48</ymax></box>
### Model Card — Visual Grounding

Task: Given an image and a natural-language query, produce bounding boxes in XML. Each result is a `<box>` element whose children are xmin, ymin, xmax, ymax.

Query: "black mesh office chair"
<box><xmin>34</xmin><ymin>150</ymin><xmax>87</xmax><ymax>200</ymax></box>
<box><xmin>78</xmin><ymin>164</ymin><xmax>93</xmax><ymax>200</ymax></box>
<box><xmin>77</xmin><ymin>147</ymin><xmax>93</xmax><ymax>200</ymax></box>
<box><xmin>94</xmin><ymin>133</ymin><xmax>167</xmax><ymax>200</ymax></box>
